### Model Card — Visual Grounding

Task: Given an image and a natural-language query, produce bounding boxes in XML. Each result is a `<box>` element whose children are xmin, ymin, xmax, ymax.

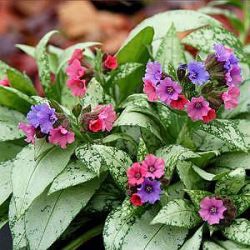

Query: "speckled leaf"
<box><xmin>35</xmin><ymin>31</ymin><xmax>58</xmax><ymax>89</ymax></box>
<box><xmin>182</xmin><ymin>26</ymin><xmax>245</xmax><ymax>62</ymax></box>
<box><xmin>120</xmin><ymin>94</ymin><xmax>150</xmax><ymax>110</ymax></box>
<box><xmin>75</xmin><ymin>144</ymin><xmax>132</xmax><ymax>190</ymax></box>
<box><xmin>34</xmin><ymin>138</ymin><xmax>54</xmax><ymax>160</ymax></box>
<box><xmin>191</xmin><ymin>150</ymin><xmax>220</xmax><ymax>168</ymax></box>
<box><xmin>223</xmin><ymin>219</ymin><xmax>250</xmax><ymax>246</ymax></box>
<box><xmin>180</xmin><ymin>224</ymin><xmax>203</xmax><ymax>250</ymax></box>
<box><xmin>156</xmin><ymin>24</ymin><xmax>186</xmax><ymax>71</ymax></box>
<box><xmin>156</xmin><ymin>145</ymin><xmax>199</xmax><ymax>179</ymax></box>
<box><xmin>0</xmin><ymin>106</ymin><xmax>25</xmax><ymax>141</ymax></box>
<box><xmin>151</xmin><ymin>199</ymin><xmax>201</xmax><ymax>229</ymax></box>
<box><xmin>0</xmin><ymin>160</ymin><xmax>13</xmax><ymax>206</ymax></box>
<box><xmin>123</xmin><ymin>10</ymin><xmax>220</xmax><ymax>53</ymax></box>
<box><xmin>192</xmin><ymin>165</ymin><xmax>217</xmax><ymax>181</ymax></box>
<box><xmin>230</xmin><ymin>195</ymin><xmax>250</xmax><ymax>216</ymax></box>
<box><xmin>25</xmin><ymin>177</ymin><xmax>103</xmax><ymax>250</ymax></box>
<box><xmin>136</xmin><ymin>138</ymin><xmax>148</xmax><ymax>162</ymax></box>
<box><xmin>202</xmin><ymin>241</ymin><xmax>225</xmax><ymax>250</ymax></box>
<box><xmin>0</xmin><ymin>86</ymin><xmax>33</xmax><ymax>113</ymax></box>
<box><xmin>49</xmin><ymin>160</ymin><xmax>97</xmax><ymax>194</ymax></box>
<box><xmin>185</xmin><ymin>190</ymin><xmax>212</xmax><ymax>210</ymax></box>
<box><xmin>16</xmin><ymin>44</ymin><xmax>35</xmax><ymax>57</ymax></box>
<box><xmin>12</xmin><ymin>144</ymin><xmax>75</xmax><ymax>217</ymax></box>
<box><xmin>217</xmin><ymin>240</ymin><xmax>250</xmax><ymax>250</ymax></box>
<box><xmin>114</xmin><ymin>109</ymin><xmax>163</xmax><ymax>142</ymax></box>
<box><xmin>195</xmin><ymin>119</ymin><xmax>247</xmax><ymax>152</ymax></box>
<box><xmin>215</xmin><ymin>168</ymin><xmax>245</xmax><ymax>195</ymax></box>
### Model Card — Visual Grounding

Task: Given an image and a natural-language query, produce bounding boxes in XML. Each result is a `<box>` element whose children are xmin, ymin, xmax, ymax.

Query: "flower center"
<box><xmin>148</xmin><ymin>165</ymin><xmax>156</xmax><ymax>173</ymax></box>
<box><xmin>209</xmin><ymin>206</ymin><xmax>217</xmax><ymax>215</ymax></box>
<box><xmin>194</xmin><ymin>102</ymin><xmax>203</xmax><ymax>109</ymax></box>
<box><xmin>145</xmin><ymin>185</ymin><xmax>153</xmax><ymax>193</ymax></box>
<box><xmin>166</xmin><ymin>86</ymin><xmax>174</xmax><ymax>95</ymax></box>
<box><xmin>135</xmin><ymin>172</ymin><xmax>141</xmax><ymax>179</ymax></box>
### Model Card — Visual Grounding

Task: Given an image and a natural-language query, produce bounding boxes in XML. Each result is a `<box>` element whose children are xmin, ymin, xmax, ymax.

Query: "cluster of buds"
<box><xmin>143</xmin><ymin>44</ymin><xmax>242</xmax><ymax>123</ymax></box>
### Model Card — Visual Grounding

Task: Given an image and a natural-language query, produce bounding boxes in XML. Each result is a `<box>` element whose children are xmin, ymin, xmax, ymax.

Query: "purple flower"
<box><xmin>27</xmin><ymin>103</ymin><xmax>57</xmax><ymax>134</ymax></box>
<box><xmin>214</xmin><ymin>44</ymin><xmax>232</xmax><ymax>63</ymax></box>
<box><xmin>137</xmin><ymin>178</ymin><xmax>161</xmax><ymax>204</ymax></box>
<box><xmin>199</xmin><ymin>197</ymin><xmax>227</xmax><ymax>225</ymax></box>
<box><xmin>187</xmin><ymin>61</ymin><xmax>210</xmax><ymax>86</ymax></box>
<box><xmin>186</xmin><ymin>96</ymin><xmax>210</xmax><ymax>121</ymax></box>
<box><xmin>144</xmin><ymin>61</ymin><xmax>162</xmax><ymax>85</ymax></box>
<box><xmin>156</xmin><ymin>77</ymin><xmax>182</xmax><ymax>105</ymax></box>
<box><xmin>225</xmin><ymin>64</ymin><xmax>242</xmax><ymax>86</ymax></box>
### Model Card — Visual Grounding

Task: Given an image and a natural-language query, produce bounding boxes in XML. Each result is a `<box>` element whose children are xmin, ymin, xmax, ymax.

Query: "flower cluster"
<box><xmin>143</xmin><ymin>44</ymin><xmax>242</xmax><ymax>123</ymax></box>
<box><xmin>81</xmin><ymin>104</ymin><xmax>117</xmax><ymax>133</ymax></box>
<box><xmin>126</xmin><ymin>154</ymin><xmax>165</xmax><ymax>206</ymax></box>
<box><xmin>19</xmin><ymin>103</ymin><xmax>75</xmax><ymax>149</ymax></box>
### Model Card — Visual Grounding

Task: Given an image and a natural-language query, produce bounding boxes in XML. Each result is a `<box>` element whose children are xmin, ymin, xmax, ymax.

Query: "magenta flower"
<box><xmin>225</xmin><ymin>64</ymin><xmax>242</xmax><ymax>86</ymax></box>
<box><xmin>144</xmin><ymin>61</ymin><xmax>162</xmax><ymax>85</ymax></box>
<box><xmin>27</xmin><ymin>103</ymin><xmax>57</xmax><ymax>134</ymax></box>
<box><xmin>49</xmin><ymin>126</ymin><xmax>75</xmax><ymax>149</ymax></box>
<box><xmin>67</xmin><ymin>78</ymin><xmax>87</xmax><ymax>97</ymax></box>
<box><xmin>127</xmin><ymin>162</ymin><xmax>147</xmax><ymax>186</ymax></box>
<box><xmin>222</xmin><ymin>86</ymin><xmax>240</xmax><ymax>110</ymax></box>
<box><xmin>142</xmin><ymin>154</ymin><xmax>165</xmax><ymax>179</ymax></box>
<box><xmin>156</xmin><ymin>77</ymin><xmax>182</xmax><ymax>105</ymax></box>
<box><xmin>18</xmin><ymin>122</ymin><xmax>35</xmax><ymax>144</ymax></box>
<box><xmin>199</xmin><ymin>197</ymin><xmax>227</xmax><ymax>225</ymax></box>
<box><xmin>143</xmin><ymin>79</ymin><xmax>158</xmax><ymax>102</ymax></box>
<box><xmin>68</xmin><ymin>49</ymin><xmax>83</xmax><ymax>65</ymax></box>
<box><xmin>186</xmin><ymin>96</ymin><xmax>210</xmax><ymax>121</ymax></box>
<box><xmin>66</xmin><ymin>59</ymin><xmax>85</xmax><ymax>80</ymax></box>
<box><xmin>187</xmin><ymin>61</ymin><xmax>210</xmax><ymax>86</ymax></box>
<box><xmin>0</xmin><ymin>79</ymin><xmax>10</xmax><ymax>87</ymax></box>
<box><xmin>137</xmin><ymin>178</ymin><xmax>161</xmax><ymax>204</ymax></box>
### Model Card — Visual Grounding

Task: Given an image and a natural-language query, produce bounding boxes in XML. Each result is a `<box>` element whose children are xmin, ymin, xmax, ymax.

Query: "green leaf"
<box><xmin>75</xmin><ymin>144</ymin><xmax>132</xmax><ymax>190</ymax></box>
<box><xmin>191</xmin><ymin>150</ymin><xmax>220</xmax><ymax>168</ymax></box>
<box><xmin>12</xmin><ymin>144</ymin><xmax>75</xmax><ymax>217</ymax></box>
<box><xmin>151</xmin><ymin>199</ymin><xmax>201</xmax><ymax>229</ymax></box>
<box><xmin>115</xmin><ymin>27</ymin><xmax>154</xmax><ymax>103</ymax></box>
<box><xmin>202</xmin><ymin>241</ymin><xmax>225</xmax><ymax>250</ymax></box>
<box><xmin>217</xmin><ymin>240</ymin><xmax>250</xmax><ymax>250</ymax></box>
<box><xmin>0</xmin><ymin>160</ymin><xmax>12</xmax><ymax>206</ymax></box>
<box><xmin>34</xmin><ymin>138</ymin><xmax>54</xmax><ymax>160</ymax></box>
<box><xmin>194</xmin><ymin>119</ymin><xmax>247</xmax><ymax>152</ymax></box>
<box><xmin>156</xmin><ymin>23</ymin><xmax>186</xmax><ymax>71</ymax></box>
<box><xmin>0</xmin><ymin>106</ymin><xmax>25</xmax><ymax>141</ymax></box>
<box><xmin>177</xmin><ymin>161</ymin><xmax>206</xmax><ymax>189</ymax></box>
<box><xmin>0</xmin><ymin>141</ymin><xmax>23</xmax><ymax>163</ymax></box>
<box><xmin>123</xmin><ymin>10</ymin><xmax>220</xmax><ymax>53</ymax></box>
<box><xmin>192</xmin><ymin>165</ymin><xmax>217</xmax><ymax>181</ymax></box>
<box><xmin>167</xmin><ymin>182</ymin><xmax>185</xmax><ymax>201</ymax></box>
<box><xmin>215</xmin><ymin>168</ymin><xmax>245</xmax><ymax>195</ymax></box>
<box><xmin>185</xmin><ymin>190</ymin><xmax>212</xmax><ymax>210</ymax></box>
<box><xmin>49</xmin><ymin>160</ymin><xmax>97</xmax><ymax>193</ymax></box>
<box><xmin>156</xmin><ymin>145</ymin><xmax>198</xmax><ymax>179</ymax></box>
<box><xmin>0</xmin><ymin>199</ymin><xmax>9</xmax><ymax>231</ymax></box>
<box><xmin>182</xmin><ymin>26</ymin><xmax>245</xmax><ymax>62</ymax></box>
<box><xmin>0</xmin><ymin>85</ymin><xmax>33</xmax><ymax>113</ymax></box>
<box><xmin>35</xmin><ymin>30</ymin><xmax>58</xmax><ymax>97</ymax></box>
<box><xmin>136</xmin><ymin>137</ymin><xmax>148</xmax><ymax>162</ymax></box>
<box><xmin>25</xmin><ymin>177</ymin><xmax>103</xmax><ymax>250</ymax></box>
<box><xmin>230</xmin><ymin>195</ymin><xmax>250</xmax><ymax>216</ymax></box>
<box><xmin>223</xmin><ymin>219</ymin><xmax>250</xmax><ymax>246</ymax></box>
<box><xmin>7</xmin><ymin>68</ymin><xmax>36</xmax><ymax>95</ymax></box>
<box><xmin>16</xmin><ymin>44</ymin><xmax>35</xmax><ymax>57</ymax></box>
<box><xmin>114</xmin><ymin>109</ymin><xmax>163</xmax><ymax>142</ymax></box>
<box><xmin>180</xmin><ymin>224</ymin><xmax>203</xmax><ymax>250</ymax></box>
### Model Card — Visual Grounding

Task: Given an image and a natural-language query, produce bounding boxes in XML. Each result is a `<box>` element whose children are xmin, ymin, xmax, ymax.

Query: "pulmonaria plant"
<box><xmin>127</xmin><ymin>154</ymin><xmax>165</xmax><ymax>206</ymax></box>
<box><xmin>143</xmin><ymin>43</ymin><xmax>242</xmax><ymax>122</ymax></box>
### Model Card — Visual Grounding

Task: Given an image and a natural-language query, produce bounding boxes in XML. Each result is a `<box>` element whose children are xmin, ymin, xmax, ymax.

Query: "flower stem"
<box><xmin>62</xmin><ymin>223</ymin><xmax>104</xmax><ymax>250</ymax></box>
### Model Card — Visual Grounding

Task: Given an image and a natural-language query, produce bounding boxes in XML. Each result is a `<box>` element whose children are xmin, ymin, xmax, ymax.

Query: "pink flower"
<box><xmin>130</xmin><ymin>193</ymin><xmax>143</xmax><ymax>206</ymax></box>
<box><xmin>104</xmin><ymin>55</ymin><xmax>118</xmax><ymax>70</ymax></box>
<box><xmin>202</xmin><ymin>108</ymin><xmax>216</xmax><ymax>123</ymax></box>
<box><xmin>18</xmin><ymin>122</ymin><xmax>35</xmax><ymax>144</ymax></box>
<box><xmin>88</xmin><ymin>119</ymin><xmax>103</xmax><ymax>132</ymax></box>
<box><xmin>0</xmin><ymin>79</ymin><xmax>10</xmax><ymax>87</ymax></box>
<box><xmin>157</xmin><ymin>77</ymin><xmax>182</xmax><ymax>105</ymax></box>
<box><xmin>97</xmin><ymin>104</ymin><xmax>117</xmax><ymax>132</ymax></box>
<box><xmin>186</xmin><ymin>96</ymin><xmax>210</xmax><ymax>121</ymax></box>
<box><xmin>222</xmin><ymin>86</ymin><xmax>240</xmax><ymax>110</ymax></box>
<box><xmin>143</xmin><ymin>79</ymin><xmax>158</xmax><ymax>102</ymax></box>
<box><xmin>127</xmin><ymin>162</ymin><xmax>147</xmax><ymax>186</ymax></box>
<box><xmin>68</xmin><ymin>49</ymin><xmax>83</xmax><ymax>65</ymax></box>
<box><xmin>67</xmin><ymin>78</ymin><xmax>87</xmax><ymax>97</ymax></box>
<box><xmin>170</xmin><ymin>94</ymin><xmax>189</xmax><ymax>110</ymax></box>
<box><xmin>66</xmin><ymin>59</ymin><xmax>85</xmax><ymax>79</ymax></box>
<box><xmin>142</xmin><ymin>154</ymin><xmax>165</xmax><ymax>179</ymax></box>
<box><xmin>225</xmin><ymin>64</ymin><xmax>242</xmax><ymax>86</ymax></box>
<box><xmin>49</xmin><ymin>126</ymin><xmax>75</xmax><ymax>149</ymax></box>
<box><xmin>199</xmin><ymin>197</ymin><xmax>227</xmax><ymax>225</ymax></box>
